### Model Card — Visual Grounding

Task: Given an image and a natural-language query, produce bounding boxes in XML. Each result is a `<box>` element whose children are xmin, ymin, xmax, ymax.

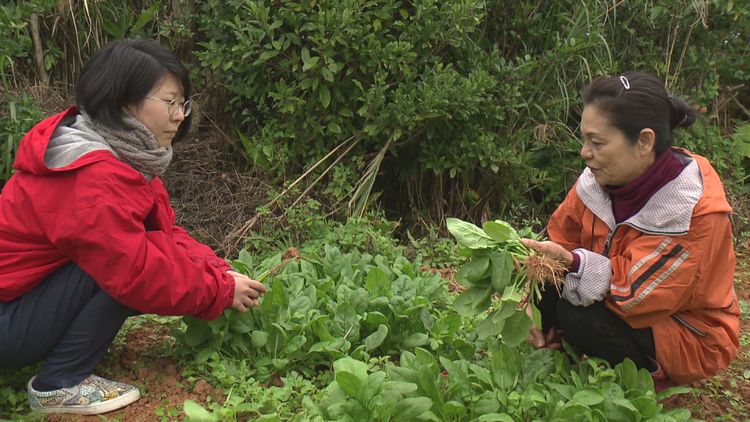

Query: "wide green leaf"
<box><xmin>183</xmin><ymin>400</ymin><xmax>218</xmax><ymax>422</ymax></box>
<box><xmin>182</xmin><ymin>317</ymin><xmax>210</xmax><ymax>346</ymax></box>
<box><xmin>482</xmin><ymin>220</ymin><xmax>519</xmax><ymax>243</ymax></box>
<box><xmin>453</xmin><ymin>285</ymin><xmax>492</xmax><ymax>316</ymax></box>
<box><xmin>393</xmin><ymin>397</ymin><xmax>433</xmax><ymax>421</ymax></box>
<box><xmin>500</xmin><ymin>310</ymin><xmax>532</xmax><ymax>347</ymax></box>
<box><xmin>366</xmin><ymin>268</ymin><xmax>391</xmax><ymax>295</ymax></box>
<box><xmin>489</xmin><ymin>252</ymin><xmax>514</xmax><ymax>292</ymax></box>
<box><xmin>446</xmin><ymin>218</ymin><xmax>497</xmax><ymax>249</ymax></box>
<box><xmin>333</xmin><ymin>357</ymin><xmax>369</xmax><ymax>380</ymax></box>
<box><xmin>251</xmin><ymin>330</ymin><xmax>269</xmax><ymax>348</ymax></box>
<box><xmin>336</xmin><ymin>371</ymin><xmax>362</xmax><ymax>397</ymax></box>
<box><xmin>571</xmin><ymin>389</ymin><xmax>605</xmax><ymax>406</ymax></box>
<box><xmin>455</xmin><ymin>255</ymin><xmax>491</xmax><ymax>285</ymax></box>
<box><xmin>364</xmin><ymin>324</ymin><xmax>389</xmax><ymax>351</ymax></box>
<box><xmin>403</xmin><ymin>333</ymin><xmax>429</xmax><ymax>348</ymax></box>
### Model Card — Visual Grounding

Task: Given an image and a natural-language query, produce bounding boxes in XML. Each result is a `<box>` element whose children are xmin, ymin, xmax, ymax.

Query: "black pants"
<box><xmin>0</xmin><ymin>262</ymin><xmax>134</xmax><ymax>388</ymax></box>
<box><xmin>537</xmin><ymin>287</ymin><xmax>656</xmax><ymax>371</ymax></box>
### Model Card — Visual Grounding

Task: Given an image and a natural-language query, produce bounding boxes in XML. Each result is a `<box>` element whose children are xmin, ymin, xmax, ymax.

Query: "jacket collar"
<box><xmin>576</xmin><ymin>150</ymin><xmax>703</xmax><ymax>235</ymax></box>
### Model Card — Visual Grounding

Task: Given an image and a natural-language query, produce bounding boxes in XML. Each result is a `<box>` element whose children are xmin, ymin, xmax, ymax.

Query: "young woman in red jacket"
<box><xmin>523</xmin><ymin>71</ymin><xmax>740</xmax><ymax>389</ymax></box>
<box><xmin>0</xmin><ymin>39</ymin><xmax>266</xmax><ymax>414</ymax></box>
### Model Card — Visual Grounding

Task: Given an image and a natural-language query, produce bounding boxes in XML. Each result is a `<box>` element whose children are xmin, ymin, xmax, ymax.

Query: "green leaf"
<box><xmin>327</xmin><ymin>122</ymin><xmax>342</xmax><ymax>133</ymax></box>
<box><xmin>254</xmin><ymin>50</ymin><xmax>280</xmax><ymax>65</ymax></box>
<box><xmin>441</xmin><ymin>401</ymin><xmax>466</xmax><ymax>418</ymax></box>
<box><xmin>655</xmin><ymin>385</ymin><xmax>691</xmax><ymax>401</ymax></box>
<box><xmin>393</xmin><ymin>397</ymin><xmax>433</xmax><ymax>420</ymax></box>
<box><xmin>182</xmin><ymin>317</ymin><xmax>210</xmax><ymax>346</ymax></box>
<box><xmin>453</xmin><ymin>285</ymin><xmax>492</xmax><ymax>316</ymax></box>
<box><xmin>446</xmin><ymin>218</ymin><xmax>497</xmax><ymax>249</ymax></box>
<box><xmin>546</xmin><ymin>382</ymin><xmax>576</xmax><ymax>400</ymax></box>
<box><xmin>403</xmin><ymin>333</ymin><xmax>429</xmax><ymax>348</ymax></box>
<box><xmin>476</xmin><ymin>414</ymin><xmax>515</xmax><ymax>422</ymax></box>
<box><xmin>183</xmin><ymin>400</ymin><xmax>218</xmax><ymax>422</ymax></box>
<box><xmin>336</xmin><ymin>371</ymin><xmax>362</xmax><ymax>396</ymax></box>
<box><xmin>364</xmin><ymin>324</ymin><xmax>388</xmax><ymax>351</ymax></box>
<box><xmin>366</xmin><ymin>268</ymin><xmax>391</xmax><ymax>295</ymax></box>
<box><xmin>489</xmin><ymin>252</ymin><xmax>514</xmax><ymax>292</ymax></box>
<box><xmin>571</xmin><ymin>389</ymin><xmax>604</xmax><ymax>406</ymax></box>
<box><xmin>251</xmin><ymin>330</ymin><xmax>269</xmax><ymax>348</ymax></box>
<box><xmin>615</xmin><ymin>359</ymin><xmax>639</xmax><ymax>389</ymax></box>
<box><xmin>455</xmin><ymin>255</ymin><xmax>490</xmax><ymax>285</ymax></box>
<box><xmin>301</xmin><ymin>47</ymin><xmax>311</xmax><ymax>65</ymax></box>
<box><xmin>472</xmin><ymin>392</ymin><xmax>500</xmax><ymax>414</ymax></box>
<box><xmin>319</xmin><ymin>85</ymin><xmax>331</xmax><ymax>108</ymax></box>
<box><xmin>476</xmin><ymin>309</ymin><xmax>506</xmax><ymax>340</ymax></box>
<box><xmin>333</xmin><ymin>357</ymin><xmax>368</xmax><ymax>380</ymax></box>
<box><xmin>230</xmin><ymin>316</ymin><xmax>254</xmax><ymax>334</ymax></box>
<box><xmin>482</xmin><ymin>220</ymin><xmax>519</xmax><ymax>243</ymax></box>
<box><xmin>500</xmin><ymin>310</ymin><xmax>532</xmax><ymax>347</ymax></box>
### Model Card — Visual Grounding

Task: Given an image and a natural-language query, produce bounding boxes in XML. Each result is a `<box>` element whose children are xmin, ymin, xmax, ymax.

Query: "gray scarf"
<box><xmin>81</xmin><ymin>112</ymin><xmax>173</xmax><ymax>179</ymax></box>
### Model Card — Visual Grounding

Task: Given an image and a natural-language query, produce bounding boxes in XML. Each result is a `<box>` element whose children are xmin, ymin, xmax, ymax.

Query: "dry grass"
<box><xmin>162</xmin><ymin>131</ymin><xmax>270</xmax><ymax>258</ymax></box>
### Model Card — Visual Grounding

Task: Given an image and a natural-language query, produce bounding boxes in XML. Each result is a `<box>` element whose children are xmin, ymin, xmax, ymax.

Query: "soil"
<box><xmin>44</xmin><ymin>321</ymin><xmax>223</xmax><ymax>422</ymax></box>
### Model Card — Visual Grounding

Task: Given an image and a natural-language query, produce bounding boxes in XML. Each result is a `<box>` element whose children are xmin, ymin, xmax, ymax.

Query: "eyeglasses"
<box><xmin>145</xmin><ymin>96</ymin><xmax>192</xmax><ymax>118</ymax></box>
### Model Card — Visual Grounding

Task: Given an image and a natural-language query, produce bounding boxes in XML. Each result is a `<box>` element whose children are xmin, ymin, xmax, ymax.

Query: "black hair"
<box><xmin>75</xmin><ymin>38</ymin><xmax>192</xmax><ymax>142</ymax></box>
<box><xmin>582</xmin><ymin>71</ymin><xmax>695</xmax><ymax>155</ymax></box>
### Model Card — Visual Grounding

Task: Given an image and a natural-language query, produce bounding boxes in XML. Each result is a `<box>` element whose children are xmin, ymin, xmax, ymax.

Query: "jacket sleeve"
<box><xmin>47</xmin><ymin>183</ymin><xmax>234</xmax><ymax>320</ymax></box>
<box><xmin>547</xmin><ymin>184</ymin><xmax>585</xmax><ymax>251</ymax></box>
<box><xmin>605</xmin><ymin>212</ymin><xmax>732</xmax><ymax>327</ymax></box>
<box><xmin>546</xmin><ymin>184</ymin><xmax>612</xmax><ymax>306</ymax></box>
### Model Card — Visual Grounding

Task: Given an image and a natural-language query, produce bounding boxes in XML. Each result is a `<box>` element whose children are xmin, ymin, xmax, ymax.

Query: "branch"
<box><xmin>29</xmin><ymin>14</ymin><xmax>49</xmax><ymax>86</ymax></box>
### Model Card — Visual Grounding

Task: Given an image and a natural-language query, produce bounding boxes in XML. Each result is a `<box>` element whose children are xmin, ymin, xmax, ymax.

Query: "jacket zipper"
<box><xmin>671</xmin><ymin>314</ymin><xmax>708</xmax><ymax>337</ymax></box>
<box><xmin>602</xmin><ymin>227</ymin><xmax>618</xmax><ymax>257</ymax></box>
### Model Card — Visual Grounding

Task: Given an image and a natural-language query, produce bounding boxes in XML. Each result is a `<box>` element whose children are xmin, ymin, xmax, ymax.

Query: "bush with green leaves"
<box><xmin>0</xmin><ymin>94</ymin><xmax>46</xmax><ymax>183</ymax></box>
<box><xmin>194</xmin><ymin>0</ymin><xmax>750</xmax><ymax>221</ymax></box>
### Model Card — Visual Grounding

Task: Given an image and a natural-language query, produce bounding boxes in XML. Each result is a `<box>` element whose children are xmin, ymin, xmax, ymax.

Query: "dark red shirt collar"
<box><xmin>604</xmin><ymin>150</ymin><xmax>685</xmax><ymax>224</ymax></box>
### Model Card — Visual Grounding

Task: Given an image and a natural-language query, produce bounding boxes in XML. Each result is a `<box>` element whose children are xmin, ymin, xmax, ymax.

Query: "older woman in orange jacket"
<box><xmin>523</xmin><ymin>71</ymin><xmax>740</xmax><ymax>386</ymax></box>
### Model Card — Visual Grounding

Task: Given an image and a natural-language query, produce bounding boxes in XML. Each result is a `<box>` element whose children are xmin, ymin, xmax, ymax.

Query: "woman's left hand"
<box><xmin>521</xmin><ymin>239</ymin><xmax>574</xmax><ymax>268</ymax></box>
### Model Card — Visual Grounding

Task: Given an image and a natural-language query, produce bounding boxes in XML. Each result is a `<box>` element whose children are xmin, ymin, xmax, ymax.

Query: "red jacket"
<box><xmin>548</xmin><ymin>148</ymin><xmax>740</xmax><ymax>383</ymax></box>
<box><xmin>0</xmin><ymin>107</ymin><xmax>234</xmax><ymax>319</ymax></box>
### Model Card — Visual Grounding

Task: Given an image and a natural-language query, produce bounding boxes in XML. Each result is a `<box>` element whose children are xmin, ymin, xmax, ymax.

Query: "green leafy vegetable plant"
<box><xmin>446</xmin><ymin>218</ymin><xmax>566</xmax><ymax>344</ymax></box>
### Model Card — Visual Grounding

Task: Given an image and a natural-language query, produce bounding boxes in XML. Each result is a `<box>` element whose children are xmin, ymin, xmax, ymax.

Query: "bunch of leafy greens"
<box><xmin>446</xmin><ymin>218</ymin><xmax>565</xmax><ymax>344</ymax></box>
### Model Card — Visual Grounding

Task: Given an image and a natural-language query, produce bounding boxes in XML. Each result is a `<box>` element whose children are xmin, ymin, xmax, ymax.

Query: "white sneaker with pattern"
<box><xmin>28</xmin><ymin>374</ymin><xmax>140</xmax><ymax>415</ymax></box>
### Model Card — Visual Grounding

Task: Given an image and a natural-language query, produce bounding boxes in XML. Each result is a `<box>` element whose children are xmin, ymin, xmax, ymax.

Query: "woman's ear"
<box><xmin>638</xmin><ymin>128</ymin><xmax>656</xmax><ymax>156</ymax></box>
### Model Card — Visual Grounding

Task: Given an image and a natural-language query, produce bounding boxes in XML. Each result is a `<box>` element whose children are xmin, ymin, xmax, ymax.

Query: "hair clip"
<box><xmin>619</xmin><ymin>75</ymin><xmax>630</xmax><ymax>90</ymax></box>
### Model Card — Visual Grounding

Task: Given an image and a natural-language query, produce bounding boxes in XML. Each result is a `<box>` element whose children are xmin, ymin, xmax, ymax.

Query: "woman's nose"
<box><xmin>172</xmin><ymin>108</ymin><xmax>185</xmax><ymax>122</ymax></box>
<box><xmin>580</xmin><ymin>143</ymin><xmax>592</xmax><ymax>160</ymax></box>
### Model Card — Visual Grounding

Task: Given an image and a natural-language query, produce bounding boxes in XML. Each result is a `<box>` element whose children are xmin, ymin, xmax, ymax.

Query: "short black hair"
<box><xmin>582</xmin><ymin>71</ymin><xmax>695</xmax><ymax>155</ymax></box>
<box><xmin>75</xmin><ymin>38</ymin><xmax>193</xmax><ymax>142</ymax></box>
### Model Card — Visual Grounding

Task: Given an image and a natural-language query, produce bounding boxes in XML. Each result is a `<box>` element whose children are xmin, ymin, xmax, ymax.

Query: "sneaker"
<box><xmin>28</xmin><ymin>374</ymin><xmax>140</xmax><ymax>415</ymax></box>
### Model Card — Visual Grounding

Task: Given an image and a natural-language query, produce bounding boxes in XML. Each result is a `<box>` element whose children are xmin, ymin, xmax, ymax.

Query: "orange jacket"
<box><xmin>547</xmin><ymin>148</ymin><xmax>740</xmax><ymax>383</ymax></box>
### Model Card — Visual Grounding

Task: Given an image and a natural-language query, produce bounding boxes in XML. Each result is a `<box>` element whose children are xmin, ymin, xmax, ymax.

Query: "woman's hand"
<box><xmin>527</xmin><ymin>326</ymin><xmax>564</xmax><ymax>350</ymax></box>
<box><xmin>228</xmin><ymin>270</ymin><xmax>267</xmax><ymax>312</ymax></box>
<box><xmin>521</xmin><ymin>239</ymin><xmax>574</xmax><ymax>268</ymax></box>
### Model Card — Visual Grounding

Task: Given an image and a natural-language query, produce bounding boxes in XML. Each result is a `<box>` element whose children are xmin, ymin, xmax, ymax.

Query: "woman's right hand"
<box><xmin>228</xmin><ymin>270</ymin><xmax>267</xmax><ymax>312</ymax></box>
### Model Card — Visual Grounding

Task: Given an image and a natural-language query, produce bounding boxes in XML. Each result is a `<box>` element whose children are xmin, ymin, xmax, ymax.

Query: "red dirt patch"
<box><xmin>45</xmin><ymin>320</ymin><xmax>223</xmax><ymax>422</ymax></box>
